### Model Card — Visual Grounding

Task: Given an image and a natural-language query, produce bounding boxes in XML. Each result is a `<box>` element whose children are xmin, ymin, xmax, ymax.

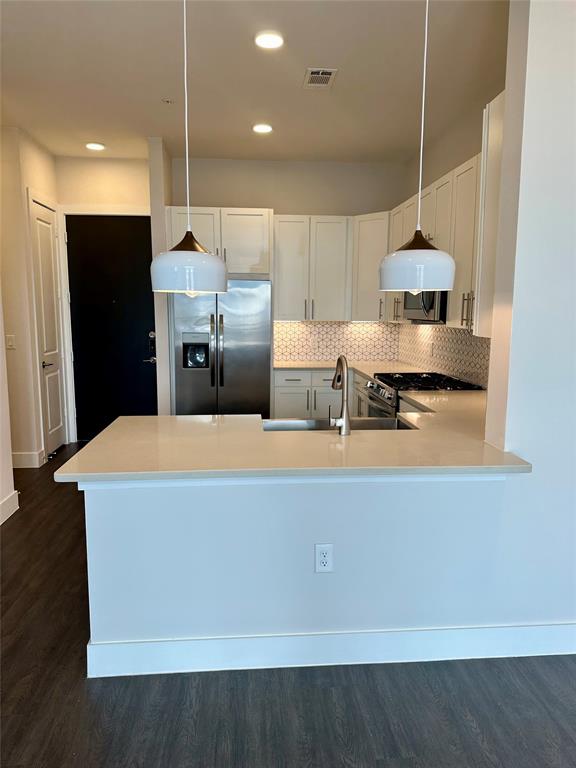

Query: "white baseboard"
<box><xmin>12</xmin><ymin>450</ymin><xmax>45</xmax><ymax>468</ymax></box>
<box><xmin>0</xmin><ymin>490</ymin><xmax>19</xmax><ymax>525</ymax></box>
<box><xmin>87</xmin><ymin>622</ymin><xmax>576</xmax><ymax>678</ymax></box>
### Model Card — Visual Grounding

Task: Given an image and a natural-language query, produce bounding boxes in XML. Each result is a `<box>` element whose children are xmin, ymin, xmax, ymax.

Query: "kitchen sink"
<box><xmin>262</xmin><ymin>417</ymin><xmax>409</xmax><ymax>432</ymax></box>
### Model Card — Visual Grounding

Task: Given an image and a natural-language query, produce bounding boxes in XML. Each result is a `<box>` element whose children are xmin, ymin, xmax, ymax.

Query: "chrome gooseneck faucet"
<box><xmin>330</xmin><ymin>355</ymin><xmax>351</xmax><ymax>436</ymax></box>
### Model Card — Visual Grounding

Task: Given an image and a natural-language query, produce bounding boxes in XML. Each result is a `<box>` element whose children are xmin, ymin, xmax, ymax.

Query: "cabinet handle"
<box><xmin>216</xmin><ymin>247</ymin><xmax>219</xmax><ymax>257</ymax></box>
<box><xmin>467</xmin><ymin>291</ymin><xmax>475</xmax><ymax>331</ymax></box>
<box><xmin>311</xmin><ymin>299</ymin><xmax>315</xmax><ymax>319</ymax></box>
<box><xmin>306</xmin><ymin>389</ymin><xmax>310</xmax><ymax>411</ymax></box>
<box><xmin>393</xmin><ymin>297</ymin><xmax>401</xmax><ymax>321</ymax></box>
<box><xmin>223</xmin><ymin>247</ymin><xmax>227</xmax><ymax>264</ymax></box>
<box><xmin>314</xmin><ymin>390</ymin><xmax>317</xmax><ymax>410</ymax></box>
<box><xmin>378</xmin><ymin>298</ymin><xmax>383</xmax><ymax>320</ymax></box>
<box><xmin>304</xmin><ymin>299</ymin><xmax>308</xmax><ymax>319</ymax></box>
<box><xmin>285</xmin><ymin>378</ymin><xmax>302</xmax><ymax>382</ymax></box>
<box><xmin>460</xmin><ymin>293</ymin><xmax>469</xmax><ymax>326</ymax></box>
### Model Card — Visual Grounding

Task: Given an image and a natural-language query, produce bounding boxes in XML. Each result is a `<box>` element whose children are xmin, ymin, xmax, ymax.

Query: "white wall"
<box><xmin>0</xmin><ymin>127</ymin><xmax>56</xmax><ymax>467</ymax></box>
<box><xmin>148</xmin><ymin>138</ymin><xmax>172</xmax><ymax>415</ymax></box>
<box><xmin>0</xmin><ymin>290</ymin><xmax>18</xmax><ymax>523</ymax></box>
<box><xmin>172</xmin><ymin>157</ymin><xmax>411</xmax><ymax>215</ymax></box>
<box><xmin>485</xmin><ymin>0</ymin><xmax>576</xmax><ymax>621</ymax></box>
<box><xmin>56</xmin><ymin>157</ymin><xmax>150</xmax><ymax>208</ymax></box>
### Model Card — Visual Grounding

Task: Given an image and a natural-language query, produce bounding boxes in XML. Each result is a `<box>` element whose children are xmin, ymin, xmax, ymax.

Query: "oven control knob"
<box><xmin>384</xmin><ymin>391</ymin><xmax>393</xmax><ymax>400</ymax></box>
<box><xmin>366</xmin><ymin>381</ymin><xmax>377</xmax><ymax>389</ymax></box>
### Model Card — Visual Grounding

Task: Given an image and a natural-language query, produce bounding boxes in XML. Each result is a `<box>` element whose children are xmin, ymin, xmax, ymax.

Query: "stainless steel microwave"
<box><xmin>403</xmin><ymin>290</ymin><xmax>447</xmax><ymax>323</ymax></box>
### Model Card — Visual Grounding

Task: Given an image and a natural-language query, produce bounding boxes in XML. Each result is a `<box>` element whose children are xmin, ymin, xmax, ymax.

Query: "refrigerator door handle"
<box><xmin>218</xmin><ymin>314</ymin><xmax>224</xmax><ymax>386</ymax></box>
<box><xmin>209</xmin><ymin>314</ymin><xmax>216</xmax><ymax>387</ymax></box>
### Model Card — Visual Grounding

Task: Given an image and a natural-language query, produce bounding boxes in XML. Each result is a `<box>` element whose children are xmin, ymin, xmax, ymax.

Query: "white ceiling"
<box><xmin>1</xmin><ymin>0</ymin><xmax>508</xmax><ymax>161</ymax></box>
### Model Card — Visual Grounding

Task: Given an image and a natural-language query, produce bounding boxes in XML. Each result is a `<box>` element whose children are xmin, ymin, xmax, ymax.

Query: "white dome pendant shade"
<box><xmin>379</xmin><ymin>229</ymin><xmax>455</xmax><ymax>292</ymax></box>
<box><xmin>151</xmin><ymin>0</ymin><xmax>227</xmax><ymax>296</ymax></box>
<box><xmin>379</xmin><ymin>0</ymin><xmax>455</xmax><ymax>294</ymax></box>
<box><xmin>151</xmin><ymin>232</ymin><xmax>227</xmax><ymax>294</ymax></box>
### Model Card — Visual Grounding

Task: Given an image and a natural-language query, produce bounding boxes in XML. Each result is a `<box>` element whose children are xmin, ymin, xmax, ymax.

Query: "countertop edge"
<box><xmin>55</xmin><ymin>462</ymin><xmax>532</xmax><ymax>485</ymax></box>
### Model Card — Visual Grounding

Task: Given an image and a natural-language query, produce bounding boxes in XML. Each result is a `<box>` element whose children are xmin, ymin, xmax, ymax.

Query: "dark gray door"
<box><xmin>216</xmin><ymin>281</ymin><xmax>271</xmax><ymax>418</ymax></box>
<box><xmin>66</xmin><ymin>215</ymin><xmax>156</xmax><ymax>441</ymax></box>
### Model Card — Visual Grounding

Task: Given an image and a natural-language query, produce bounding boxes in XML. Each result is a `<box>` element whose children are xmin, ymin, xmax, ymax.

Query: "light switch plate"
<box><xmin>5</xmin><ymin>335</ymin><xmax>15</xmax><ymax>350</ymax></box>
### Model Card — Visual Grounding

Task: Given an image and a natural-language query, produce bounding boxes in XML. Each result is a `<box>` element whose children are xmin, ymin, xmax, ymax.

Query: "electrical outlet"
<box><xmin>315</xmin><ymin>543</ymin><xmax>334</xmax><ymax>573</ymax></box>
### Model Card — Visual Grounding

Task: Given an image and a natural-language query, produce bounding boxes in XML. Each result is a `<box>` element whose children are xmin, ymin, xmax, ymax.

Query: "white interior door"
<box><xmin>274</xmin><ymin>215</ymin><xmax>310</xmax><ymax>320</ymax></box>
<box><xmin>352</xmin><ymin>213</ymin><xmax>389</xmax><ymax>321</ymax></box>
<box><xmin>309</xmin><ymin>216</ymin><xmax>350</xmax><ymax>320</ymax></box>
<box><xmin>30</xmin><ymin>200</ymin><xmax>65</xmax><ymax>454</ymax></box>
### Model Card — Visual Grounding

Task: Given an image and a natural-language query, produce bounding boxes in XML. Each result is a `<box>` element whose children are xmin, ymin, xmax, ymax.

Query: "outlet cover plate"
<box><xmin>315</xmin><ymin>543</ymin><xmax>334</xmax><ymax>573</ymax></box>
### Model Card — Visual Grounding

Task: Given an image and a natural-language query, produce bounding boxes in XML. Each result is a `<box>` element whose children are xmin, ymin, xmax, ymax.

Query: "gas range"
<box><xmin>374</xmin><ymin>372</ymin><xmax>483</xmax><ymax>393</ymax></box>
<box><xmin>357</xmin><ymin>371</ymin><xmax>482</xmax><ymax>416</ymax></box>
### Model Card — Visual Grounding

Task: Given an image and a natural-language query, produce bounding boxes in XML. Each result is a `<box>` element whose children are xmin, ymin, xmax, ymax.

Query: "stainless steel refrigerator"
<box><xmin>170</xmin><ymin>280</ymin><xmax>271</xmax><ymax>417</ymax></box>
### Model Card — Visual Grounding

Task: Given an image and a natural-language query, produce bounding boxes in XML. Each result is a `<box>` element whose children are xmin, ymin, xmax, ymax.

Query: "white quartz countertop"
<box><xmin>274</xmin><ymin>359</ymin><xmax>425</xmax><ymax>378</ymax></box>
<box><xmin>55</xmin><ymin>408</ymin><xmax>530</xmax><ymax>483</ymax></box>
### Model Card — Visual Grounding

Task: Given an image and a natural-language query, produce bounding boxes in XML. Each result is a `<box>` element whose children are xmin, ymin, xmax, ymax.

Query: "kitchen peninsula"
<box><xmin>56</xmin><ymin>393</ymin><xmax>533</xmax><ymax>679</ymax></box>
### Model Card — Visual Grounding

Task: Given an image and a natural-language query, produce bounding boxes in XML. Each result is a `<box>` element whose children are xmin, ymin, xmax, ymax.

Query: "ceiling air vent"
<box><xmin>303</xmin><ymin>68</ymin><xmax>338</xmax><ymax>89</ymax></box>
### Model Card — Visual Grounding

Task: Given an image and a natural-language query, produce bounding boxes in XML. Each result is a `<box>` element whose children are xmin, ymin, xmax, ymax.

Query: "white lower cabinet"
<box><xmin>273</xmin><ymin>369</ymin><xmax>347</xmax><ymax>419</ymax></box>
<box><xmin>274</xmin><ymin>387</ymin><xmax>311</xmax><ymax>418</ymax></box>
<box><xmin>311</xmin><ymin>388</ymin><xmax>342</xmax><ymax>419</ymax></box>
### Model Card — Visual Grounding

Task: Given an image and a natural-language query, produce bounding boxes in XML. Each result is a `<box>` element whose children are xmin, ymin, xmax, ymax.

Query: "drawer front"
<box><xmin>274</xmin><ymin>370</ymin><xmax>312</xmax><ymax>387</ymax></box>
<box><xmin>311</xmin><ymin>370</ymin><xmax>336</xmax><ymax>387</ymax></box>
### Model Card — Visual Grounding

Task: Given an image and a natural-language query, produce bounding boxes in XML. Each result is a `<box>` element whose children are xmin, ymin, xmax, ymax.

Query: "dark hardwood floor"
<box><xmin>2</xmin><ymin>446</ymin><xmax>575</xmax><ymax>768</ymax></box>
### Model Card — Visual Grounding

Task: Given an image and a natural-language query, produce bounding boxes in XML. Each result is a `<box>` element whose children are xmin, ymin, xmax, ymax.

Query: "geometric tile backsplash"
<box><xmin>274</xmin><ymin>321</ymin><xmax>491</xmax><ymax>388</ymax></box>
<box><xmin>398</xmin><ymin>324</ymin><xmax>491</xmax><ymax>388</ymax></box>
<box><xmin>274</xmin><ymin>321</ymin><xmax>399</xmax><ymax>361</ymax></box>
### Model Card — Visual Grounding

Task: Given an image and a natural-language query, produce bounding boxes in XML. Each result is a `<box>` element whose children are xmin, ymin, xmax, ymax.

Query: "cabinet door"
<box><xmin>167</xmin><ymin>207</ymin><xmax>221</xmax><ymax>252</ymax></box>
<box><xmin>384</xmin><ymin>204</ymin><xmax>408</xmax><ymax>322</ymax></box>
<box><xmin>447</xmin><ymin>157</ymin><xmax>478</xmax><ymax>327</ymax></box>
<box><xmin>352</xmin><ymin>212</ymin><xmax>389</xmax><ymax>321</ymax></box>
<box><xmin>402</xmin><ymin>195</ymin><xmax>418</xmax><ymax>241</ymax></box>
<box><xmin>432</xmin><ymin>173</ymin><xmax>453</xmax><ymax>252</ymax></box>
<box><xmin>419</xmin><ymin>187</ymin><xmax>435</xmax><ymax>241</ymax></box>
<box><xmin>273</xmin><ymin>216</ymin><xmax>310</xmax><ymax>320</ymax></box>
<box><xmin>220</xmin><ymin>208</ymin><xmax>272</xmax><ymax>274</ymax></box>
<box><xmin>473</xmin><ymin>92</ymin><xmax>504</xmax><ymax>338</ymax></box>
<box><xmin>311</xmin><ymin>387</ymin><xmax>343</xmax><ymax>419</ymax></box>
<box><xmin>309</xmin><ymin>217</ymin><xmax>350</xmax><ymax>320</ymax></box>
<box><xmin>274</xmin><ymin>387</ymin><xmax>310</xmax><ymax>418</ymax></box>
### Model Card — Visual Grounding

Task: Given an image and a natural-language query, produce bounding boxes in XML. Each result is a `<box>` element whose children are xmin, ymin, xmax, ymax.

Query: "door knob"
<box><xmin>142</xmin><ymin>357</ymin><xmax>157</xmax><ymax>364</ymax></box>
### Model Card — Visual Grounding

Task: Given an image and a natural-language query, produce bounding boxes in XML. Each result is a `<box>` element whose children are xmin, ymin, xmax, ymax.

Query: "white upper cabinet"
<box><xmin>166</xmin><ymin>207</ymin><xmax>221</xmax><ymax>252</ymax></box>
<box><xmin>473</xmin><ymin>91</ymin><xmax>505</xmax><ymax>338</ymax></box>
<box><xmin>274</xmin><ymin>216</ymin><xmax>310</xmax><ymax>320</ymax></box>
<box><xmin>419</xmin><ymin>187</ymin><xmax>435</xmax><ymax>241</ymax></box>
<box><xmin>352</xmin><ymin>212</ymin><xmax>389</xmax><ymax>321</ymax></box>
<box><xmin>309</xmin><ymin>216</ymin><xmax>351</xmax><ymax>320</ymax></box>
<box><xmin>402</xmin><ymin>195</ymin><xmax>418</xmax><ymax>241</ymax></box>
<box><xmin>431</xmin><ymin>173</ymin><xmax>453</xmax><ymax>252</ymax></box>
<box><xmin>220</xmin><ymin>208</ymin><xmax>272</xmax><ymax>274</ymax></box>
<box><xmin>446</xmin><ymin>156</ymin><xmax>479</xmax><ymax>327</ymax></box>
<box><xmin>166</xmin><ymin>207</ymin><xmax>272</xmax><ymax>276</ymax></box>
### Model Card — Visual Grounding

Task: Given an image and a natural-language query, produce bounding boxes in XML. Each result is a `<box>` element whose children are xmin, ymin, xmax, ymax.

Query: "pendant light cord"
<box><xmin>416</xmin><ymin>0</ymin><xmax>430</xmax><ymax>232</ymax></box>
<box><xmin>183</xmin><ymin>0</ymin><xmax>191</xmax><ymax>232</ymax></box>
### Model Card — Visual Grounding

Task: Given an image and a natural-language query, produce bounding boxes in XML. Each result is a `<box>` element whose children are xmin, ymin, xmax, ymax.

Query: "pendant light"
<box><xmin>151</xmin><ymin>0</ymin><xmax>227</xmax><ymax>296</ymax></box>
<box><xmin>379</xmin><ymin>0</ymin><xmax>455</xmax><ymax>294</ymax></box>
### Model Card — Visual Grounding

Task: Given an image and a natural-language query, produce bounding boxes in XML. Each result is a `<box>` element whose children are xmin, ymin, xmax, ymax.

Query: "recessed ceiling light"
<box><xmin>86</xmin><ymin>142</ymin><xmax>106</xmax><ymax>151</ymax></box>
<box><xmin>253</xmin><ymin>124</ymin><xmax>273</xmax><ymax>134</ymax></box>
<box><xmin>255</xmin><ymin>31</ymin><xmax>283</xmax><ymax>49</ymax></box>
